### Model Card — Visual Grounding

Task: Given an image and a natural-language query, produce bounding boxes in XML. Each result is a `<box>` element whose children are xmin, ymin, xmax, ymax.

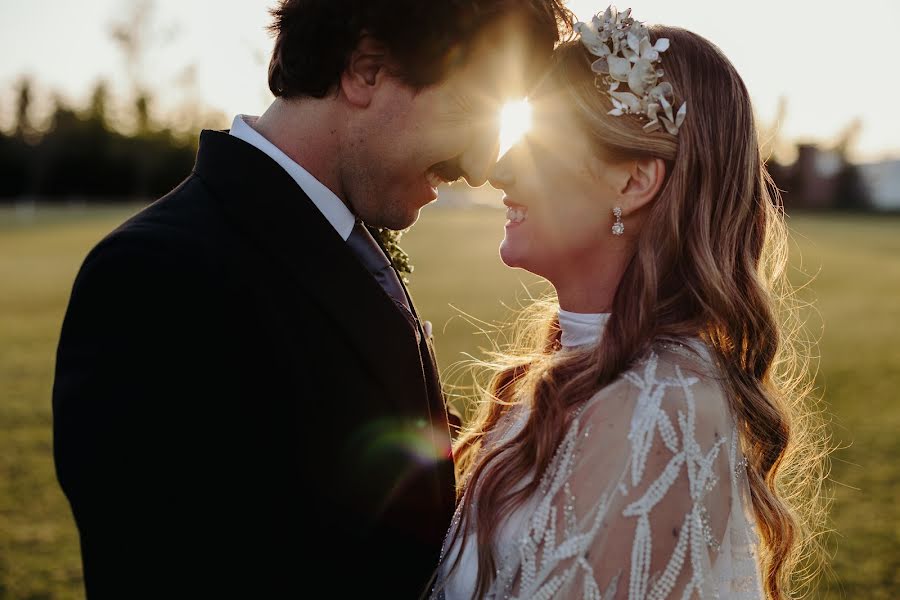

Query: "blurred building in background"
<box><xmin>768</xmin><ymin>144</ymin><xmax>873</xmax><ymax>212</ymax></box>
<box><xmin>858</xmin><ymin>159</ymin><xmax>900</xmax><ymax>211</ymax></box>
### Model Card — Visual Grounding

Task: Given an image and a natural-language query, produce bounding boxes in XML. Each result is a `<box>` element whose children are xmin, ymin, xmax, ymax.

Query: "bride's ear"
<box><xmin>618</xmin><ymin>157</ymin><xmax>666</xmax><ymax>215</ymax></box>
<box><xmin>340</xmin><ymin>35</ymin><xmax>389</xmax><ymax>108</ymax></box>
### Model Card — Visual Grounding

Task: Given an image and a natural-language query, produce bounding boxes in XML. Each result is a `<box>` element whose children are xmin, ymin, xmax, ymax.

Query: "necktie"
<box><xmin>346</xmin><ymin>220</ymin><xmax>412</xmax><ymax>315</ymax></box>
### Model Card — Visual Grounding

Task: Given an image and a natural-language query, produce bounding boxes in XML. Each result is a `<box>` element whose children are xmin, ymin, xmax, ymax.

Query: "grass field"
<box><xmin>1</xmin><ymin>202</ymin><xmax>898</xmax><ymax>598</ymax></box>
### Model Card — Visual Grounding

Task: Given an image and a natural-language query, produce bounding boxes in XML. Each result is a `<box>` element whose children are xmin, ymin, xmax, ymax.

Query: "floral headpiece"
<box><xmin>574</xmin><ymin>6</ymin><xmax>687</xmax><ymax>135</ymax></box>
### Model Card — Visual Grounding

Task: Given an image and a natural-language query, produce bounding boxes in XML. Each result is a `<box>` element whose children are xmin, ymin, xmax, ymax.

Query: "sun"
<box><xmin>499</xmin><ymin>99</ymin><xmax>532</xmax><ymax>157</ymax></box>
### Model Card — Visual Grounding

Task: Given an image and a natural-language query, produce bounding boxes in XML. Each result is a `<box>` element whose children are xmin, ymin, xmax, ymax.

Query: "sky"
<box><xmin>2</xmin><ymin>0</ymin><xmax>899</xmax><ymax>162</ymax></box>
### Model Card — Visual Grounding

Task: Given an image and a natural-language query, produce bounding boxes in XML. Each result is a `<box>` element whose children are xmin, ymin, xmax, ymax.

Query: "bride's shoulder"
<box><xmin>579</xmin><ymin>337</ymin><xmax>732</xmax><ymax>432</ymax></box>
<box><xmin>648</xmin><ymin>336</ymin><xmax>721</xmax><ymax>378</ymax></box>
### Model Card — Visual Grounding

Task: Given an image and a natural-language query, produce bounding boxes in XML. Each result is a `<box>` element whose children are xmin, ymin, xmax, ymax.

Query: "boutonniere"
<box><xmin>368</xmin><ymin>226</ymin><xmax>414</xmax><ymax>283</ymax></box>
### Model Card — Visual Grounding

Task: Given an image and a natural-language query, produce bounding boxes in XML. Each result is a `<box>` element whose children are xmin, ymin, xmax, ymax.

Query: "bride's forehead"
<box><xmin>530</xmin><ymin>93</ymin><xmax>578</xmax><ymax>130</ymax></box>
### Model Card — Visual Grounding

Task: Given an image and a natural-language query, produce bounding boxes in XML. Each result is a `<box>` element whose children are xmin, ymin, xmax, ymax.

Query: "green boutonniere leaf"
<box><xmin>368</xmin><ymin>226</ymin><xmax>414</xmax><ymax>284</ymax></box>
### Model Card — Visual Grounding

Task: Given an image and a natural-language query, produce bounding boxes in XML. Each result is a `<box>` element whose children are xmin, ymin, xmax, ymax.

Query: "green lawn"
<box><xmin>0</xmin><ymin>202</ymin><xmax>897</xmax><ymax>598</ymax></box>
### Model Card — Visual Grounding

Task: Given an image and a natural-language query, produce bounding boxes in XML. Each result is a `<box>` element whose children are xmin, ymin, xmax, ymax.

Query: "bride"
<box><xmin>432</xmin><ymin>6</ymin><xmax>827</xmax><ymax>599</ymax></box>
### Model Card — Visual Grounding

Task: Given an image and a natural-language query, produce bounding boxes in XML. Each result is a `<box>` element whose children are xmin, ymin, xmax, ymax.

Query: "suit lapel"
<box><xmin>404</xmin><ymin>286</ymin><xmax>445</xmax><ymax>407</ymax></box>
<box><xmin>192</xmin><ymin>130</ymin><xmax>427</xmax><ymax>411</ymax></box>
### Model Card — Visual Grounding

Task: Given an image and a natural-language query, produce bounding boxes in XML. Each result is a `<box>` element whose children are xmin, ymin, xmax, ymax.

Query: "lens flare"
<box><xmin>499</xmin><ymin>99</ymin><xmax>532</xmax><ymax>157</ymax></box>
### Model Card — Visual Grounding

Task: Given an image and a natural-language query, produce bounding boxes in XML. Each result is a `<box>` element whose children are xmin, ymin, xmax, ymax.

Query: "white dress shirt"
<box><xmin>228</xmin><ymin>114</ymin><xmax>356</xmax><ymax>241</ymax></box>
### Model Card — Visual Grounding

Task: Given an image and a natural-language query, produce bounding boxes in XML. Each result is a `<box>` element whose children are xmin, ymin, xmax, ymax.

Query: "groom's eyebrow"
<box><xmin>438</xmin><ymin>90</ymin><xmax>476</xmax><ymax>125</ymax></box>
<box><xmin>451</xmin><ymin>87</ymin><xmax>494</xmax><ymax>121</ymax></box>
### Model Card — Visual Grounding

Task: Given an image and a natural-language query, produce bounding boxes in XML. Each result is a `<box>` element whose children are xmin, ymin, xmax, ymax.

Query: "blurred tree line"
<box><xmin>0</xmin><ymin>0</ymin><xmax>218</xmax><ymax>203</ymax></box>
<box><xmin>0</xmin><ymin>78</ymin><xmax>197</xmax><ymax>202</ymax></box>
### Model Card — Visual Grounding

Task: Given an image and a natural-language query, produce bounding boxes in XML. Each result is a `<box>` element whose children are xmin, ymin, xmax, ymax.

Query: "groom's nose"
<box><xmin>458</xmin><ymin>127</ymin><xmax>500</xmax><ymax>188</ymax></box>
<box><xmin>488</xmin><ymin>153</ymin><xmax>514</xmax><ymax>190</ymax></box>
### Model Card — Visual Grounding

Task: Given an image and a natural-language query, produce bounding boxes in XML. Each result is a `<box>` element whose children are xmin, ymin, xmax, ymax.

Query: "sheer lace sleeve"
<box><xmin>491</xmin><ymin>345</ymin><xmax>764</xmax><ymax>600</ymax></box>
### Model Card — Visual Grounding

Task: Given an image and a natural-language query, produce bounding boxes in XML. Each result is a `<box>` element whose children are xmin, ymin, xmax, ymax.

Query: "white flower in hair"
<box><xmin>575</xmin><ymin>5</ymin><xmax>687</xmax><ymax>135</ymax></box>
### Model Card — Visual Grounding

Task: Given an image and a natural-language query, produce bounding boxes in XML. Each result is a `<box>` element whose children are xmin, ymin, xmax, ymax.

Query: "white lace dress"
<box><xmin>435</xmin><ymin>312</ymin><xmax>764</xmax><ymax>599</ymax></box>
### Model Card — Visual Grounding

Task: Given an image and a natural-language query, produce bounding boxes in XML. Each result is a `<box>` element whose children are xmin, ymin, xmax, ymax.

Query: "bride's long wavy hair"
<box><xmin>444</xmin><ymin>29</ymin><xmax>829</xmax><ymax>599</ymax></box>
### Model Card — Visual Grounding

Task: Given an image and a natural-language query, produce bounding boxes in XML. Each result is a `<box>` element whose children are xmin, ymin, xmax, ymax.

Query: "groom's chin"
<box><xmin>374</xmin><ymin>206</ymin><xmax>421</xmax><ymax>231</ymax></box>
<box><xmin>393</xmin><ymin>208</ymin><xmax>422</xmax><ymax>231</ymax></box>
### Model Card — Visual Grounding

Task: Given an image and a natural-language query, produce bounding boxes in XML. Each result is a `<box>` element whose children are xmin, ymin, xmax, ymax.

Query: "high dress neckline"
<box><xmin>557</xmin><ymin>309</ymin><xmax>611</xmax><ymax>348</ymax></box>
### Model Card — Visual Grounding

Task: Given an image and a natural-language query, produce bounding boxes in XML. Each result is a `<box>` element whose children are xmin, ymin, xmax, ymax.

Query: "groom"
<box><xmin>53</xmin><ymin>0</ymin><xmax>566</xmax><ymax>597</ymax></box>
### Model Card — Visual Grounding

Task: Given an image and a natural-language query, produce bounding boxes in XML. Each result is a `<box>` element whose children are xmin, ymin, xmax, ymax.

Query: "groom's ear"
<box><xmin>340</xmin><ymin>35</ymin><xmax>390</xmax><ymax>108</ymax></box>
<box><xmin>618</xmin><ymin>157</ymin><xmax>666</xmax><ymax>215</ymax></box>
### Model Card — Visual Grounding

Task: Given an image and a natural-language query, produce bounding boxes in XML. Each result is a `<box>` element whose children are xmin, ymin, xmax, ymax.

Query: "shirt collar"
<box><xmin>558</xmin><ymin>309</ymin><xmax>611</xmax><ymax>348</ymax></box>
<box><xmin>229</xmin><ymin>114</ymin><xmax>356</xmax><ymax>241</ymax></box>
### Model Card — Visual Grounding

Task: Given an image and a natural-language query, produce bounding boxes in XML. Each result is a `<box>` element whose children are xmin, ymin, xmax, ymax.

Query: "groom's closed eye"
<box><xmin>430</xmin><ymin>160</ymin><xmax>465</xmax><ymax>184</ymax></box>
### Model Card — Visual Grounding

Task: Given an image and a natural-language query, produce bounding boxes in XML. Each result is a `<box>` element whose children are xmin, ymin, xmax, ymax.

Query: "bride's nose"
<box><xmin>488</xmin><ymin>153</ymin><xmax>515</xmax><ymax>190</ymax></box>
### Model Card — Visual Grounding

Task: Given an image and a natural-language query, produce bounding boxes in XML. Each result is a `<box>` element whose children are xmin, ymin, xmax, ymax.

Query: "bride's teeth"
<box><xmin>506</xmin><ymin>206</ymin><xmax>528</xmax><ymax>223</ymax></box>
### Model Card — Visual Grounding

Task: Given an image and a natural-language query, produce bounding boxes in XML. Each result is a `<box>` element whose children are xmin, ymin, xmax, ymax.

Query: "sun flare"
<box><xmin>499</xmin><ymin>99</ymin><xmax>532</xmax><ymax>157</ymax></box>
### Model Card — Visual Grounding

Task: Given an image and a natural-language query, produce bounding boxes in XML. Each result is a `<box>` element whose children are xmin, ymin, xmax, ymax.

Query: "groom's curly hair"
<box><xmin>267</xmin><ymin>0</ymin><xmax>571</xmax><ymax>99</ymax></box>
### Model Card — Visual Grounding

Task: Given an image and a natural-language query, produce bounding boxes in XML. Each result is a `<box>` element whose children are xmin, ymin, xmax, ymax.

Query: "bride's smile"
<box><xmin>503</xmin><ymin>197</ymin><xmax>528</xmax><ymax>225</ymax></box>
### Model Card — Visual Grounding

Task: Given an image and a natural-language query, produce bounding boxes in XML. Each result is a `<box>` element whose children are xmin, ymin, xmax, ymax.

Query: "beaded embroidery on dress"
<box><xmin>434</xmin><ymin>341</ymin><xmax>764</xmax><ymax>599</ymax></box>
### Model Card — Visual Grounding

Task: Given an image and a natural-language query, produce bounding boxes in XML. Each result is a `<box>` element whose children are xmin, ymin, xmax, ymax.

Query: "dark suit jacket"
<box><xmin>53</xmin><ymin>130</ymin><xmax>457</xmax><ymax>599</ymax></box>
